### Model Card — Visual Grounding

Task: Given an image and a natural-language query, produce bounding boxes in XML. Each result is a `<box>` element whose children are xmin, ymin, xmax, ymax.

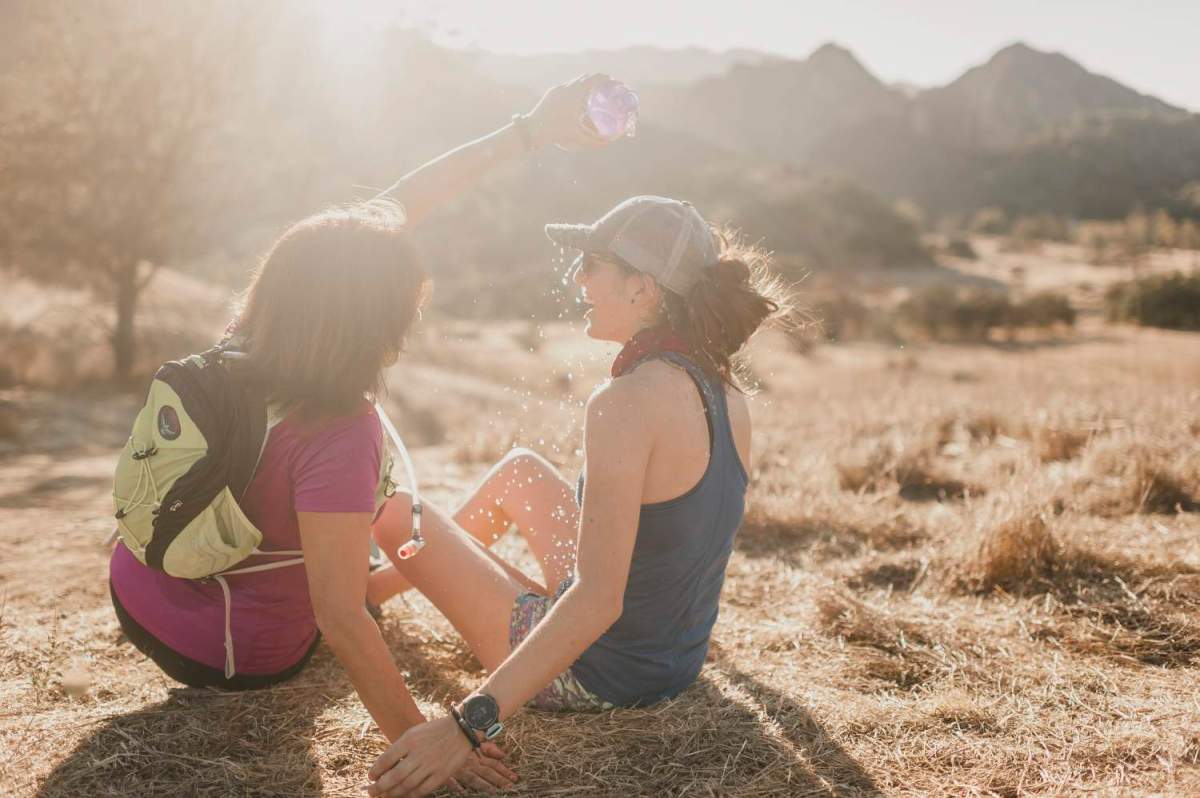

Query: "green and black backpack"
<box><xmin>112</xmin><ymin>341</ymin><xmax>423</xmax><ymax>677</ymax></box>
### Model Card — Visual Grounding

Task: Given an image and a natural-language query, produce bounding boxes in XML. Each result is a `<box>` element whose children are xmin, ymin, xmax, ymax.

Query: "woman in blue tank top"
<box><xmin>367</xmin><ymin>197</ymin><xmax>793</xmax><ymax>797</ymax></box>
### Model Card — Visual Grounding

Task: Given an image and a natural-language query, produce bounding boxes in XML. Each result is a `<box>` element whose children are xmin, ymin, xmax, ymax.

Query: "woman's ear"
<box><xmin>637</xmin><ymin>273</ymin><xmax>661</xmax><ymax>305</ymax></box>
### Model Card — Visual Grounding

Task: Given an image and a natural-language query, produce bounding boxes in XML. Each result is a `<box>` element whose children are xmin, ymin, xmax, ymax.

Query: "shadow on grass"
<box><xmin>719</xmin><ymin>665</ymin><xmax>884</xmax><ymax>797</ymax></box>
<box><xmin>847</xmin><ymin>556</ymin><xmax>926</xmax><ymax>592</ymax></box>
<box><xmin>33</xmin><ymin>671</ymin><xmax>339</xmax><ymax>797</ymax></box>
<box><xmin>505</xmin><ymin>668</ymin><xmax>883</xmax><ymax>797</ymax></box>
<box><xmin>32</xmin><ymin>607</ymin><xmax>478</xmax><ymax>798</ymax></box>
<box><xmin>736</xmin><ymin>515</ymin><xmax>925</xmax><ymax>565</ymax></box>
<box><xmin>648</xmin><ymin>641</ymin><xmax>887</xmax><ymax>796</ymax></box>
<box><xmin>1027</xmin><ymin>551</ymin><xmax>1200</xmax><ymax>669</ymax></box>
<box><xmin>34</xmin><ymin>602</ymin><xmax>884</xmax><ymax>796</ymax></box>
<box><xmin>377</xmin><ymin>616</ymin><xmax>885</xmax><ymax>795</ymax></box>
<box><xmin>952</xmin><ymin>525</ymin><xmax>1200</xmax><ymax>669</ymax></box>
<box><xmin>379</xmin><ymin>611</ymin><xmax>887</xmax><ymax>795</ymax></box>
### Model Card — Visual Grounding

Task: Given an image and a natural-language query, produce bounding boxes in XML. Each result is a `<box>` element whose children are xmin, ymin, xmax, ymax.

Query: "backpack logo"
<box><xmin>157</xmin><ymin>406</ymin><xmax>181</xmax><ymax>440</ymax></box>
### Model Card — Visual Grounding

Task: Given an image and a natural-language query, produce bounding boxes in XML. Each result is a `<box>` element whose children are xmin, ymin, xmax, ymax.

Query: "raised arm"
<box><xmin>379</xmin><ymin>74</ymin><xmax>610</xmax><ymax>228</ymax></box>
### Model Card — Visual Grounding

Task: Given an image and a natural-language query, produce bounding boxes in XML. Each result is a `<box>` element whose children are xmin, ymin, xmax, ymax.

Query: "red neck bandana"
<box><xmin>611</xmin><ymin>326</ymin><xmax>692</xmax><ymax>378</ymax></box>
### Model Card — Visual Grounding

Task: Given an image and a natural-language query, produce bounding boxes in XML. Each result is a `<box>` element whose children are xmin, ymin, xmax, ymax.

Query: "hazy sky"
<box><xmin>320</xmin><ymin>0</ymin><xmax>1199</xmax><ymax>111</ymax></box>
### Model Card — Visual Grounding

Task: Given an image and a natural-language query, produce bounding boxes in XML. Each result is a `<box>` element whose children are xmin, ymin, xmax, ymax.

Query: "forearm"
<box><xmin>378</xmin><ymin>121</ymin><xmax>532</xmax><ymax>228</ymax></box>
<box><xmin>479</xmin><ymin>584</ymin><xmax>617</xmax><ymax>719</ymax></box>
<box><xmin>322</xmin><ymin>609</ymin><xmax>426</xmax><ymax>741</ymax></box>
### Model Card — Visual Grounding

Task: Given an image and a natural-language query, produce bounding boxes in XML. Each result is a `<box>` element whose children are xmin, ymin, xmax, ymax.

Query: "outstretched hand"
<box><xmin>525</xmin><ymin>73</ymin><xmax>613</xmax><ymax>152</ymax></box>
<box><xmin>367</xmin><ymin>715</ymin><xmax>516</xmax><ymax>798</ymax></box>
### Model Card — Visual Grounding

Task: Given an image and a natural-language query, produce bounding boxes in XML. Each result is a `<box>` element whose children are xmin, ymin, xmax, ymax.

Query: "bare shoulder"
<box><xmin>585</xmin><ymin>370</ymin><xmax>656</xmax><ymax>427</ymax></box>
<box><xmin>593</xmin><ymin>359</ymin><xmax>753</xmax><ymax>434</ymax></box>
<box><xmin>584</xmin><ymin>363</ymin><xmax>685</xmax><ymax>437</ymax></box>
<box><xmin>609</xmin><ymin>359</ymin><xmax>687</xmax><ymax>413</ymax></box>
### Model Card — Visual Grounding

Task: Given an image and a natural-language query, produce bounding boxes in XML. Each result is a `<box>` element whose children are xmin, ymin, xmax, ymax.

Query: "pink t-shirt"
<box><xmin>110</xmin><ymin>403</ymin><xmax>383</xmax><ymax>675</ymax></box>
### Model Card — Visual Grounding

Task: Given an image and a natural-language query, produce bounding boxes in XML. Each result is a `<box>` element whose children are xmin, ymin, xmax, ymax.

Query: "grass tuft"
<box><xmin>1073</xmin><ymin>441</ymin><xmax>1198</xmax><ymax>515</ymax></box>
<box><xmin>953</xmin><ymin>503</ymin><xmax>1060</xmax><ymax>593</ymax></box>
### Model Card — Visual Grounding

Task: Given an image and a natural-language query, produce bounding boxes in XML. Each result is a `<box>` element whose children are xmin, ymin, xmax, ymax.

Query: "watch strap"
<box><xmin>448</xmin><ymin>705</ymin><xmax>481</xmax><ymax>751</ymax></box>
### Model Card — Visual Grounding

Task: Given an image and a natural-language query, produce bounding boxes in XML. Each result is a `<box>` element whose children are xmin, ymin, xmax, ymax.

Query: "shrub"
<box><xmin>945</xmin><ymin>237</ymin><xmax>978</xmax><ymax>260</ymax></box>
<box><xmin>897</xmin><ymin>287</ymin><xmax>1076</xmax><ymax>341</ymax></box>
<box><xmin>1014</xmin><ymin>292</ymin><xmax>1076</xmax><ymax>328</ymax></box>
<box><xmin>951</xmin><ymin>290</ymin><xmax>1012</xmax><ymax>339</ymax></box>
<box><xmin>1105</xmin><ymin>272</ymin><xmax>1200</xmax><ymax>330</ymax></box>
<box><xmin>811</xmin><ymin>294</ymin><xmax>872</xmax><ymax>342</ymax></box>
<box><xmin>899</xmin><ymin>286</ymin><xmax>1010</xmax><ymax>341</ymax></box>
<box><xmin>968</xmin><ymin>206</ymin><xmax>1009</xmax><ymax>235</ymax></box>
<box><xmin>1010</xmin><ymin>213</ymin><xmax>1070</xmax><ymax>243</ymax></box>
<box><xmin>805</xmin><ymin>287</ymin><xmax>1075</xmax><ymax>346</ymax></box>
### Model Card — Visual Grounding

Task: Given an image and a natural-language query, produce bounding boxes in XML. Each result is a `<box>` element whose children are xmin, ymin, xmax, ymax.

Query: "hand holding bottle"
<box><xmin>525</xmin><ymin>74</ymin><xmax>637</xmax><ymax>151</ymax></box>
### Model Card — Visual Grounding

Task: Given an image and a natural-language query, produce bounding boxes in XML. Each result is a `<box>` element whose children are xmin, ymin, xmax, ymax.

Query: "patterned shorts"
<box><xmin>509</xmin><ymin>577</ymin><xmax>614</xmax><ymax>712</ymax></box>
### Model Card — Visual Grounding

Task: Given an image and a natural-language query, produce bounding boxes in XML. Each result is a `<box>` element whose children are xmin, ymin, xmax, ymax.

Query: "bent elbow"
<box><xmin>312</xmin><ymin>604</ymin><xmax>363</xmax><ymax>646</ymax></box>
<box><xmin>568</xmin><ymin>578</ymin><xmax>624</xmax><ymax>628</ymax></box>
<box><xmin>587</xmin><ymin>588</ymin><xmax>624</xmax><ymax>627</ymax></box>
<box><xmin>604</xmin><ymin>599</ymin><xmax>624</xmax><ymax>627</ymax></box>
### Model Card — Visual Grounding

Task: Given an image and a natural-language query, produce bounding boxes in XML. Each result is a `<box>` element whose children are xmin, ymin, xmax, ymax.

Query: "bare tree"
<box><xmin>0</xmin><ymin>2</ymin><xmax>256</xmax><ymax>381</ymax></box>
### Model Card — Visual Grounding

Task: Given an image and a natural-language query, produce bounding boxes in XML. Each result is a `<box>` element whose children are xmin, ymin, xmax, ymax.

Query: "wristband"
<box><xmin>449</xmin><ymin>705</ymin><xmax>481</xmax><ymax>751</ymax></box>
<box><xmin>510</xmin><ymin>114</ymin><xmax>537</xmax><ymax>153</ymax></box>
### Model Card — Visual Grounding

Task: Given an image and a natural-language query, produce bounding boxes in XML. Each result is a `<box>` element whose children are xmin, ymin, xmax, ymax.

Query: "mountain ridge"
<box><xmin>610</xmin><ymin>38</ymin><xmax>1199</xmax><ymax>217</ymax></box>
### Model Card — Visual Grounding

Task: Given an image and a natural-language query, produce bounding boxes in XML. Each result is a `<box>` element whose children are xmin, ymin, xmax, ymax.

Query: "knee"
<box><xmin>500</xmin><ymin>447</ymin><xmax>553</xmax><ymax>479</ymax></box>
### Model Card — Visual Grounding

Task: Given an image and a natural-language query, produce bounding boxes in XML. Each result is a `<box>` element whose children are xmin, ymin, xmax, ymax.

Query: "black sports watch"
<box><xmin>459</xmin><ymin>692</ymin><xmax>503</xmax><ymax>740</ymax></box>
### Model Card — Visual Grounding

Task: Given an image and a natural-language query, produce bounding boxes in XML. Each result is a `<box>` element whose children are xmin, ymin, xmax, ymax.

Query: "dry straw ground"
<box><xmin>2</xmin><ymin>301</ymin><xmax>1199</xmax><ymax>795</ymax></box>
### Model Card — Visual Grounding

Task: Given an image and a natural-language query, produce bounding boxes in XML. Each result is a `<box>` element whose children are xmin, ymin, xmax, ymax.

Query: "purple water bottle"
<box><xmin>585</xmin><ymin>79</ymin><xmax>639</xmax><ymax>140</ymax></box>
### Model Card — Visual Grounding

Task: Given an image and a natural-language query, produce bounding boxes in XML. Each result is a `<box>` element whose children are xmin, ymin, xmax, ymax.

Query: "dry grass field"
<box><xmin>2</xmin><ymin>260</ymin><xmax>1199</xmax><ymax>795</ymax></box>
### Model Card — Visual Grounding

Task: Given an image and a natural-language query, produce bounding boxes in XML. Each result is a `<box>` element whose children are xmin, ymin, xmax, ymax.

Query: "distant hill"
<box><xmin>915</xmin><ymin>42</ymin><xmax>1187</xmax><ymax>151</ymax></box>
<box><xmin>643</xmin><ymin>40</ymin><xmax>1200</xmax><ymax>218</ymax></box>
<box><xmin>641</xmin><ymin>43</ymin><xmax>909</xmax><ymax>165</ymax></box>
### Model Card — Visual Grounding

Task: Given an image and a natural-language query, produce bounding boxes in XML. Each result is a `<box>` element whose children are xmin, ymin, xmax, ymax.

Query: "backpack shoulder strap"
<box><xmin>375</xmin><ymin>402</ymin><xmax>425</xmax><ymax>559</ymax></box>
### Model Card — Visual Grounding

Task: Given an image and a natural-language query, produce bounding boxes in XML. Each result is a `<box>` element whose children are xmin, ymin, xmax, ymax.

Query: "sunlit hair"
<box><xmin>627</xmin><ymin>226</ymin><xmax>795</xmax><ymax>391</ymax></box>
<box><xmin>232</xmin><ymin>199</ymin><xmax>429</xmax><ymax>420</ymax></box>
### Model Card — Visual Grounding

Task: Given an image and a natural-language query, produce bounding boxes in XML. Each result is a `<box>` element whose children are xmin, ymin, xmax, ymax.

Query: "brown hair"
<box><xmin>656</xmin><ymin>228</ymin><xmax>794</xmax><ymax>390</ymax></box>
<box><xmin>233</xmin><ymin>199</ymin><xmax>428</xmax><ymax>420</ymax></box>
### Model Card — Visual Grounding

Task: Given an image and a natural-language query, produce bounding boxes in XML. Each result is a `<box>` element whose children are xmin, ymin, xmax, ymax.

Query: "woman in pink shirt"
<box><xmin>108</xmin><ymin>75</ymin><xmax>610</xmax><ymax>791</ymax></box>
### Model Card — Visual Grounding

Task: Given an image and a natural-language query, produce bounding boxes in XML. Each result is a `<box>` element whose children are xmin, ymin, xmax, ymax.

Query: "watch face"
<box><xmin>462</xmin><ymin>694</ymin><xmax>499</xmax><ymax>730</ymax></box>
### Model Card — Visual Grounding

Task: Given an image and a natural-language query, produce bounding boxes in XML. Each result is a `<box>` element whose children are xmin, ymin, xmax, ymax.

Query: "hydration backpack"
<box><xmin>111</xmin><ymin>342</ymin><xmax>422</xmax><ymax>676</ymax></box>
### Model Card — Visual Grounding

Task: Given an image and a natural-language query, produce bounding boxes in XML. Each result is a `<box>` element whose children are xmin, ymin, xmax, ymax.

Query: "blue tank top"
<box><xmin>570</xmin><ymin>351</ymin><xmax>749</xmax><ymax>706</ymax></box>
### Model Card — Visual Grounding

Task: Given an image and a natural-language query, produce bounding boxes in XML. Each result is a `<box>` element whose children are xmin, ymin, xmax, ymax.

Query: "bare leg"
<box><xmin>452</xmin><ymin>447</ymin><xmax>579</xmax><ymax>594</ymax></box>
<box><xmin>372</xmin><ymin>492</ymin><xmax>531</xmax><ymax>672</ymax></box>
<box><xmin>369</xmin><ymin>448</ymin><xmax>580</xmax><ymax>607</ymax></box>
<box><xmin>366</xmin><ymin>564</ymin><xmax>410</xmax><ymax>607</ymax></box>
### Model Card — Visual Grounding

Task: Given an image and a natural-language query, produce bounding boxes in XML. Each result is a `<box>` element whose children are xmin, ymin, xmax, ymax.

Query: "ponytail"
<box><xmin>662</xmin><ymin>229</ymin><xmax>796</xmax><ymax>390</ymax></box>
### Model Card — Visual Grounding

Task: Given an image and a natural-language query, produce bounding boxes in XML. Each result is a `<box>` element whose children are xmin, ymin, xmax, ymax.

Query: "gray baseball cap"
<box><xmin>545</xmin><ymin>196</ymin><xmax>720</xmax><ymax>296</ymax></box>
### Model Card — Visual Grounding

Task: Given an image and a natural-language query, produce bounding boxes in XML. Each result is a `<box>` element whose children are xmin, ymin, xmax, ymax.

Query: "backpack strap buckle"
<box><xmin>131</xmin><ymin>445</ymin><xmax>158</xmax><ymax>461</ymax></box>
